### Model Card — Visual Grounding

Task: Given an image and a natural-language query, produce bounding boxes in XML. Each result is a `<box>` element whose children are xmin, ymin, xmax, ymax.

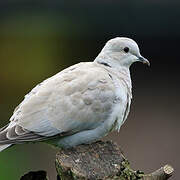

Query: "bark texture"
<box><xmin>20</xmin><ymin>141</ymin><xmax>174</xmax><ymax>180</ymax></box>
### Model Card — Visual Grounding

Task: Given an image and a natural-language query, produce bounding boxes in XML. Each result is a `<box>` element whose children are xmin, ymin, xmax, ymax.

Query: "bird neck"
<box><xmin>94</xmin><ymin>51</ymin><xmax>121</xmax><ymax>69</ymax></box>
<box><xmin>94</xmin><ymin>53</ymin><xmax>132</xmax><ymax>94</ymax></box>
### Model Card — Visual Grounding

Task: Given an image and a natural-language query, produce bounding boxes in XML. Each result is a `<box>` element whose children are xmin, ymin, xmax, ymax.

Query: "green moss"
<box><xmin>116</xmin><ymin>158</ymin><xmax>144</xmax><ymax>180</ymax></box>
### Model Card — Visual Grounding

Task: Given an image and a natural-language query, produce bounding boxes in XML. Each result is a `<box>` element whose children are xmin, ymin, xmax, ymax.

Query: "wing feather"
<box><xmin>4</xmin><ymin>62</ymin><xmax>116</xmax><ymax>144</ymax></box>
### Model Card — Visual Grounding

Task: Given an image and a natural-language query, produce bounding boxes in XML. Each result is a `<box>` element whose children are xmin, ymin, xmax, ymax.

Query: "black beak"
<box><xmin>138</xmin><ymin>56</ymin><xmax>150</xmax><ymax>66</ymax></box>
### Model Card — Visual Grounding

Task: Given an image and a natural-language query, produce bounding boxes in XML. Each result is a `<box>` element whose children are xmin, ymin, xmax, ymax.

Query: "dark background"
<box><xmin>0</xmin><ymin>1</ymin><xmax>179</xmax><ymax>179</ymax></box>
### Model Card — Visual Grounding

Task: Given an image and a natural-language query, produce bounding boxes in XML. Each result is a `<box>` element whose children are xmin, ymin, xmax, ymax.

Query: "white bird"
<box><xmin>0</xmin><ymin>37</ymin><xmax>149</xmax><ymax>151</ymax></box>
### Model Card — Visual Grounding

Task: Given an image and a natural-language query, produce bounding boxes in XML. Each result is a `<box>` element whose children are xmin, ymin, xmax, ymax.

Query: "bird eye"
<box><xmin>123</xmin><ymin>47</ymin><xmax>129</xmax><ymax>53</ymax></box>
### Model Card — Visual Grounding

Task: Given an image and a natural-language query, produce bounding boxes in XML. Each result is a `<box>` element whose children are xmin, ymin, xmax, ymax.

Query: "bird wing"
<box><xmin>1</xmin><ymin>62</ymin><xmax>116</xmax><ymax>144</ymax></box>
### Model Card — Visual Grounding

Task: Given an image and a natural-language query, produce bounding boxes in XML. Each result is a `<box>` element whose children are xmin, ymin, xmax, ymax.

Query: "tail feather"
<box><xmin>0</xmin><ymin>124</ymin><xmax>47</xmax><ymax>148</ymax></box>
<box><xmin>0</xmin><ymin>144</ymin><xmax>11</xmax><ymax>152</ymax></box>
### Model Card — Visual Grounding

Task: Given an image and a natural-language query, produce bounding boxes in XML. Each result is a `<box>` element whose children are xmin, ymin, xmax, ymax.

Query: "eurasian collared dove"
<box><xmin>0</xmin><ymin>37</ymin><xmax>149</xmax><ymax>151</ymax></box>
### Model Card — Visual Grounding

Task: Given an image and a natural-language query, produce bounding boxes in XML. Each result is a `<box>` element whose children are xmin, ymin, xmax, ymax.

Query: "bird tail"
<box><xmin>0</xmin><ymin>123</ymin><xmax>47</xmax><ymax>152</ymax></box>
<box><xmin>0</xmin><ymin>144</ymin><xmax>11</xmax><ymax>152</ymax></box>
<box><xmin>0</xmin><ymin>124</ymin><xmax>12</xmax><ymax>152</ymax></box>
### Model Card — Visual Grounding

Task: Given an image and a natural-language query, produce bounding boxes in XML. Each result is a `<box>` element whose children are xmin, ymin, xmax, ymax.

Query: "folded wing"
<box><xmin>0</xmin><ymin>62</ymin><xmax>116</xmax><ymax>145</ymax></box>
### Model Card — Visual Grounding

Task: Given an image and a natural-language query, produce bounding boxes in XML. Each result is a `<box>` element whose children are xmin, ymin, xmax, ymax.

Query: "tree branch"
<box><xmin>143</xmin><ymin>165</ymin><xmax>174</xmax><ymax>180</ymax></box>
<box><xmin>55</xmin><ymin>141</ymin><xmax>174</xmax><ymax>180</ymax></box>
<box><xmin>20</xmin><ymin>141</ymin><xmax>174</xmax><ymax>180</ymax></box>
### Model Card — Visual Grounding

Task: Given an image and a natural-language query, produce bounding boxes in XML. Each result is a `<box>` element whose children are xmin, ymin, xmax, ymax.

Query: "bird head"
<box><xmin>96</xmin><ymin>37</ymin><xmax>150</xmax><ymax>68</ymax></box>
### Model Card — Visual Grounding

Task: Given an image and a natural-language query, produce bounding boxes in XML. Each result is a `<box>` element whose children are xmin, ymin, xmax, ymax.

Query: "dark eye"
<box><xmin>123</xmin><ymin>47</ymin><xmax>129</xmax><ymax>53</ymax></box>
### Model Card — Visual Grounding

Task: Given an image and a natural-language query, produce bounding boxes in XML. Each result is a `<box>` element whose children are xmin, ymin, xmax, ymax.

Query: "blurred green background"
<box><xmin>0</xmin><ymin>1</ymin><xmax>180</xmax><ymax>179</ymax></box>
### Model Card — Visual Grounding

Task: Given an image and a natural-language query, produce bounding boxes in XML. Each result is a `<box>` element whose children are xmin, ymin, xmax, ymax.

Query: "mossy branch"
<box><xmin>20</xmin><ymin>141</ymin><xmax>174</xmax><ymax>180</ymax></box>
<box><xmin>55</xmin><ymin>141</ymin><xmax>173</xmax><ymax>180</ymax></box>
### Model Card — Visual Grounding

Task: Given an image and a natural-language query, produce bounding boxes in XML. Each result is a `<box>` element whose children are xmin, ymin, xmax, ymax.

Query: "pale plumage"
<box><xmin>0</xmin><ymin>37</ymin><xmax>149</xmax><ymax>151</ymax></box>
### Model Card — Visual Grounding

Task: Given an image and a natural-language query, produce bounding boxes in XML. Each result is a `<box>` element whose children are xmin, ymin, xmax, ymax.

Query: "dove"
<box><xmin>0</xmin><ymin>37</ymin><xmax>149</xmax><ymax>151</ymax></box>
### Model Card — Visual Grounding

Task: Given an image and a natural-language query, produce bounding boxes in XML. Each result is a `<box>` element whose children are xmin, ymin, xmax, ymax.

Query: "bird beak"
<box><xmin>138</xmin><ymin>56</ymin><xmax>150</xmax><ymax>66</ymax></box>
